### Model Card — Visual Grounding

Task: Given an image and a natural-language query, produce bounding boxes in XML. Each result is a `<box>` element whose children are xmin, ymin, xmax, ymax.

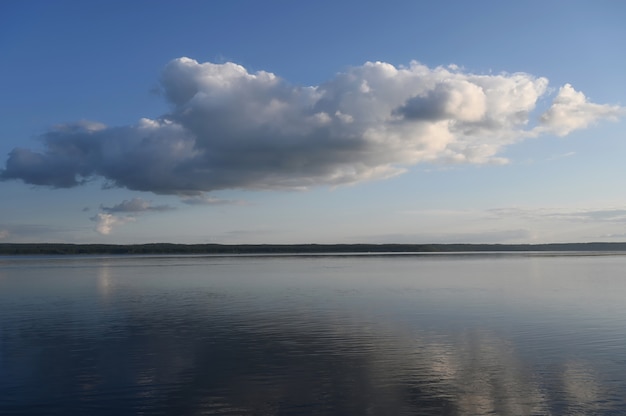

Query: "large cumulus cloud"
<box><xmin>1</xmin><ymin>58</ymin><xmax>623</xmax><ymax>195</ymax></box>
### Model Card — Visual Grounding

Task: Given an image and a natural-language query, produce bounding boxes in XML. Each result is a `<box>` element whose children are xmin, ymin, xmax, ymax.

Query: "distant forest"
<box><xmin>2</xmin><ymin>242</ymin><xmax>626</xmax><ymax>256</ymax></box>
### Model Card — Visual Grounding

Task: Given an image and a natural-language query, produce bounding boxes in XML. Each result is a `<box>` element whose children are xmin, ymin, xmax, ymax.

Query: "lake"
<box><xmin>1</xmin><ymin>253</ymin><xmax>626</xmax><ymax>415</ymax></box>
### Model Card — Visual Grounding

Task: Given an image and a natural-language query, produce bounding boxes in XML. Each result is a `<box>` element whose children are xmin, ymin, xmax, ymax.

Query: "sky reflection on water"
<box><xmin>1</xmin><ymin>254</ymin><xmax>626</xmax><ymax>415</ymax></box>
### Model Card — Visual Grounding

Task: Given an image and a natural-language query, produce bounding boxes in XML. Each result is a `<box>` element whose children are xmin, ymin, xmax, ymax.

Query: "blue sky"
<box><xmin>1</xmin><ymin>0</ymin><xmax>625</xmax><ymax>244</ymax></box>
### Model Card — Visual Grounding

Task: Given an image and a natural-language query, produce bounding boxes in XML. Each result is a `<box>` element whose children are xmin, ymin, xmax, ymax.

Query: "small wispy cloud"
<box><xmin>0</xmin><ymin>224</ymin><xmax>75</xmax><ymax>242</ymax></box>
<box><xmin>90</xmin><ymin>213</ymin><xmax>135</xmax><ymax>235</ymax></box>
<box><xmin>354</xmin><ymin>229</ymin><xmax>531</xmax><ymax>244</ymax></box>
<box><xmin>90</xmin><ymin>197</ymin><xmax>173</xmax><ymax>235</ymax></box>
<box><xmin>180</xmin><ymin>194</ymin><xmax>247</xmax><ymax>206</ymax></box>
<box><xmin>101</xmin><ymin>197</ymin><xmax>174</xmax><ymax>213</ymax></box>
<box><xmin>599</xmin><ymin>233</ymin><xmax>626</xmax><ymax>239</ymax></box>
<box><xmin>488</xmin><ymin>207</ymin><xmax>626</xmax><ymax>223</ymax></box>
<box><xmin>89</xmin><ymin>195</ymin><xmax>247</xmax><ymax>235</ymax></box>
<box><xmin>546</xmin><ymin>151</ymin><xmax>576</xmax><ymax>161</ymax></box>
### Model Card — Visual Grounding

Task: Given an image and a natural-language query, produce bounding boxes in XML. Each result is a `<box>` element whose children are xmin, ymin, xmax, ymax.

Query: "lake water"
<box><xmin>1</xmin><ymin>253</ymin><xmax>626</xmax><ymax>415</ymax></box>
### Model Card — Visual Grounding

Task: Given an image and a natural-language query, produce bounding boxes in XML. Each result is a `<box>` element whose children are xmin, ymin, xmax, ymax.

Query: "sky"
<box><xmin>1</xmin><ymin>0</ymin><xmax>625</xmax><ymax>245</ymax></box>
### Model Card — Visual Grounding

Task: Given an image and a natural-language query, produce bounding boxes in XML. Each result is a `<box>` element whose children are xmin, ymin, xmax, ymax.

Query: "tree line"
<box><xmin>2</xmin><ymin>242</ymin><xmax>626</xmax><ymax>255</ymax></box>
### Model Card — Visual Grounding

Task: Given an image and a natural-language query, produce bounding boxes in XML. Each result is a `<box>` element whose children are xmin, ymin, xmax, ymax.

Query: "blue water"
<box><xmin>1</xmin><ymin>253</ymin><xmax>626</xmax><ymax>415</ymax></box>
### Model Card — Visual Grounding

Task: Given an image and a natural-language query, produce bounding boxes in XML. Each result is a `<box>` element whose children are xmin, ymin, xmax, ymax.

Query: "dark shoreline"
<box><xmin>2</xmin><ymin>242</ymin><xmax>626</xmax><ymax>256</ymax></box>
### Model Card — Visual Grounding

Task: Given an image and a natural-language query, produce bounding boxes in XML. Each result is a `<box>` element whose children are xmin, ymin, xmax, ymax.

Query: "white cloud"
<box><xmin>1</xmin><ymin>58</ymin><xmax>623</xmax><ymax>195</ymax></box>
<box><xmin>0</xmin><ymin>229</ymin><xmax>9</xmax><ymax>239</ymax></box>
<box><xmin>91</xmin><ymin>213</ymin><xmax>135</xmax><ymax>235</ymax></box>
<box><xmin>539</xmin><ymin>84</ymin><xmax>624</xmax><ymax>136</ymax></box>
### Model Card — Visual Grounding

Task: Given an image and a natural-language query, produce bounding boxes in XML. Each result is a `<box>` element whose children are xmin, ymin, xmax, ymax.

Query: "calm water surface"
<box><xmin>1</xmin><ymin>253</ymin><xmax>626</xmax><ymax>415</ymax></box>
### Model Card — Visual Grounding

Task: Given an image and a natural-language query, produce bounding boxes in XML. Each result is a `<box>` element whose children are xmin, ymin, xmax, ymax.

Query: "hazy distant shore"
<box><xmin>2</xmin><ymin>242</ymin><xmax>626</xmax><ymax>256</ymax></box>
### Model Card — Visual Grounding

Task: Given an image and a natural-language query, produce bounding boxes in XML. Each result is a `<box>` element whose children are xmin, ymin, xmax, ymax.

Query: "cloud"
<box><xmin>539</xmin><ymin>84</ymin><xmax>624</xmax><ymax>136</ymax></box>
<box><xmin>545</xmin><ymin>151</ymin><xmax>575</xmax><ymax>161</ymax></box>
<box><xmin>360</xmin><ymin>229</ymin><xmax>531</xmax><ymax>244</ymax></box>
<box><xmin>393</xmin><ymin>79</ymin><xmax>487</xmax><ymax>122</ymax></box>
<box><xmin>91</xmin><ymin>213</ymin><xmax>135</xmax><ymax>235</ymax></box>
<box><xmin>0</xmin><ymin>224</ymin><xmax>76</xmax><ymax>242</ymax></box>
<box><xmin>1</xmin><ymin>58</ymin><xmax>623</xmax><ymax>195</ymax></box>
<box><xmin>565</xmin><ymin>209</ymin><xmax>626</xmax><ymax>223</ymax></box>
<box><xmin>600</xmin><ymin>233</ymin><xmax>626</xmax><ymax>239</ymax></box>
<box><xmin>89</xmin><ymin>197</ymin><xmax>174</xmax><ymax>235</ymax></box>
<box><xmin>179</xmin><ymin>195</ymin><xmax>246</xmax><ymax>206</ymax></box>
<box><xmin>101</xmin><ymin>197</ymin><xmax>174</xmax><ymax>213</ymax></box>
<box><xmin>488</xmin><ymin>207</ymin><xmax>626</xmax><ymax>223</ymax></box>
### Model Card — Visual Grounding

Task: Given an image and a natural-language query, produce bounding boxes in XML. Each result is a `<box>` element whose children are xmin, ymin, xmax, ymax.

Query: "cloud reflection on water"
<box><xmin>1</xmin><ymin>290</ymin><xmax>617</xmax><ymax>415</ymax></box>
<box><xmin>1</xmin><ymin>255</ymin><xmax>624</xmax><ymax>415</ymax></box>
